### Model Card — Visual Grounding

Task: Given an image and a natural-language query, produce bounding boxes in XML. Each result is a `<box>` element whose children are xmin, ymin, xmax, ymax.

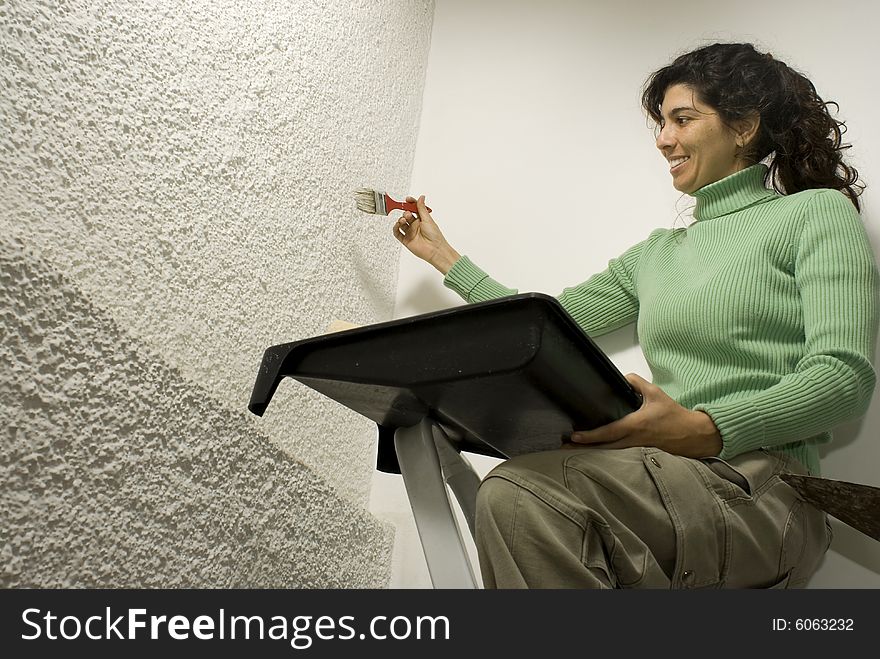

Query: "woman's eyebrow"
<box><xmin>665</xmin><ymin>106</ymin><xmax>697</xmax><ymax>116</ymax></box>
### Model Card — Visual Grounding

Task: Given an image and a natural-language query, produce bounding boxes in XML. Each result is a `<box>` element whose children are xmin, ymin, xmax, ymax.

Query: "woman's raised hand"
<box><xmin>392</xmin><ymin>195</ymin><xmax>461</xmax><ymax>275</ymax></box>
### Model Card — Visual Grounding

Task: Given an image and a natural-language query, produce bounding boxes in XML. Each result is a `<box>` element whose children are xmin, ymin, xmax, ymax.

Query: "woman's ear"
<box><xmin>734</xmin><ymin>113</ymin><xmax>761</xmax><ymax>151</ymax></box>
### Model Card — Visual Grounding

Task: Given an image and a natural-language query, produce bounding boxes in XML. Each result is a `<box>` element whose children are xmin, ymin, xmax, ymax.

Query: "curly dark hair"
<box><xmin>642</xmin><ymin>43</ymin><xmax>863</xmax><ymax>211</ymax></box>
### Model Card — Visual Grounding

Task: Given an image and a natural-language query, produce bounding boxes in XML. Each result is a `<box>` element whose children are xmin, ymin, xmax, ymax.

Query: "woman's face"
<box><xmin>655</xmin><ymin>84</ymin><xmax>745</xmax><ymax>194</ymax></box>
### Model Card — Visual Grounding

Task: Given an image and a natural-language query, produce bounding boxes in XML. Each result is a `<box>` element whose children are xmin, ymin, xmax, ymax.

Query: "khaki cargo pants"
<box><xmin>475</xmin><ymin>447</ymin><xmax>831</xmax><ymax>588</ymax></box>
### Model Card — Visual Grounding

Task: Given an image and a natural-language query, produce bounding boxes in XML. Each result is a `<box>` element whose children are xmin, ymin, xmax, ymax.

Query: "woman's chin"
<box><xmin>671</xmin><ymin>181</ymin><xmax>693</xmax><ymax>194</ymax></box>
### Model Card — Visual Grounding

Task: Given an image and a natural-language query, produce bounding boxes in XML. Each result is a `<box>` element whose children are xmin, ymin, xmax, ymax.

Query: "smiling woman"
<box><xmin>642</xmin><ymin>43</ymin><xmax>863</xmax><ymax>209</ymax></box>
<box><xmin>653</xmin><ymin>84</ymin><xmax>760</xmax><ymax>194</ymax></box>
<box><xmin>393</xmin><ymin>42</ymin><xmax>879</xmax><ymax>589</ymax></box>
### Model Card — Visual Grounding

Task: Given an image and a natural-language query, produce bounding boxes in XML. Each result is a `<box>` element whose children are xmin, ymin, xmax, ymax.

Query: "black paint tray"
<box><xmin>248</xmin><ymin>293</ymin><xmax>642</xmax><ymax>472</ymax></box>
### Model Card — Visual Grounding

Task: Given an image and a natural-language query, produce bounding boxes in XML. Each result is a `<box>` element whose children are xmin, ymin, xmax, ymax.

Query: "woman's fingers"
<box><xmin>392</xmin><ymin>212</ymin><xmax>421</xmax><ymax>244</ymax></box>
<box><xmin>414</xmin><ymin>195</ymin><xmax>432</xmax><ymax>222</ymax></box>
<box><xmin>570</xmin><ymin>417</ymin><xmax>632</xmax><ymax>445</ymax></box>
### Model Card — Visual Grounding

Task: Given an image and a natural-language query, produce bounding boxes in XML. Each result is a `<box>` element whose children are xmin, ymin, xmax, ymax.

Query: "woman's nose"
<box><xmin>656</xmin><ymin>125</ymin><xmax>674</xmax><ymax>150</ymax></box>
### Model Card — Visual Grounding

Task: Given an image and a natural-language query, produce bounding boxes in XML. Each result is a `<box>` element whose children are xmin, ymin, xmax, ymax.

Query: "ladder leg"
<box><xmin>394</xmin><ymin>418</ymin><xmax>478</xmax><ymax>589</ymax></box>
<box><xmin>431</xmin><ymin>423</ymin><xmax>481</xmax><ymax>539</ymax></box>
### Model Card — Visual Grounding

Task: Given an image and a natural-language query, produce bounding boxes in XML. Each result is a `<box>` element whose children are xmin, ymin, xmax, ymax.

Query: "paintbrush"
<box><xmin>354</xmin><ymin>188</ymin><xmax>432</xmax><ymax>216</ymax></box>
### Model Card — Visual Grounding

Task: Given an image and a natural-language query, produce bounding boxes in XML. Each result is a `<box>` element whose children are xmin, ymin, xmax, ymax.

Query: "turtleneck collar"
<box><xmin>692</xmin><ymin>164</ymin><xmax>778</xmax><ymax>221</ymax></box>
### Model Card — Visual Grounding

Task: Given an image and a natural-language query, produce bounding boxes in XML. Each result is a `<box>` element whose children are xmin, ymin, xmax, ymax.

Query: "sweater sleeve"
<box><xmin>443</xmin><ymin>255</ymin><xmax>518</xmax><ymax>302</ymax></box>
<box><xmin>695</xmin><ymin>190</ymin><xmax>880</xmax><ymax>459</ymax></box>
<box><xmin>557</xmin><ymin>236</ymin><xmax>650</xmax><ymax>336</ymax></box>
<box><xmin>443</xmin><ymin>237</ymin><xmax>651</xmax><ymax>336</ymax></box>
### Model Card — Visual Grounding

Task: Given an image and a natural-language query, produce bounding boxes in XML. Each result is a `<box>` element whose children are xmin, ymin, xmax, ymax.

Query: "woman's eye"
<box><xmin>676</xmin><ymin>116</ymin><xmax>690</xmax><ymax>125</ymax></box>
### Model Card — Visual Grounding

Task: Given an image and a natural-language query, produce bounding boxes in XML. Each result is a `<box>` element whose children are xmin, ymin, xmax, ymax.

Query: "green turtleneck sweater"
<box><xmin>444</xmin><ymin>165</ymin><xmax>879</xmax><ymax>475</ymax></box>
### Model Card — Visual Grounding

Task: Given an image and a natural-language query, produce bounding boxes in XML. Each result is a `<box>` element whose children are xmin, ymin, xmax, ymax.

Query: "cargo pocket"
<box><xmin>581</xmin><ymin>520</ymin><xmax>620</xmax><ymax>588</ymax></box>
<box><xmin>782</xmin><ymin>500</ymin><xmax>832</xmax><ymax>588</ymax></box>
<box><xmin>643</xmin><ymin>449</ymin><xmax>727</xmax><ymax>588</ymax></box>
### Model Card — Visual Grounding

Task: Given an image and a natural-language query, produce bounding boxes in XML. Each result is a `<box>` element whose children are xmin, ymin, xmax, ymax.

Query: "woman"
<box><xmin>393</xmin><ymin>43</ymin><xmax>879</xmax><ymax>588</ymax></box>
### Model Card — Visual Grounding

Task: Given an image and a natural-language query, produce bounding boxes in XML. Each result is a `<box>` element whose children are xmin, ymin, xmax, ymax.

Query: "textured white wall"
<box><xmin>386</xmin><ymin>0</ymin><xmax>880</xmax><ymax>587</ymax></box>
<box><xmin>2</xmin><ymin>0</ymin><xmax>434</xmax><ymax>587</ymax></box>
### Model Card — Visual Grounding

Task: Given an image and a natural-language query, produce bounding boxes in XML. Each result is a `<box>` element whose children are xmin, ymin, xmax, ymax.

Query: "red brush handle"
<box><xmin>384</xmin><ymin>194</ymin><xmax>432</xmax><ymax>215</ymax></box>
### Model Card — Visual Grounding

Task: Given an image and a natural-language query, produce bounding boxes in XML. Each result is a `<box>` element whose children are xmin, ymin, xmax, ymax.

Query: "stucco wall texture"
<box><xmin>2</xmin><ymin>238</ymin><xmax>393</xmax><ymax>587</ymax></box>
<box><xmin>1</xmin><ymin>0</ymin><xmax>434</xmax><ymax>586</ymax></box>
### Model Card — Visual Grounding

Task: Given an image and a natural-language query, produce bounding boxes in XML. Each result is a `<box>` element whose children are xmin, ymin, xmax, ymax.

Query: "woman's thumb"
<box><xmin>416</xmin><ymin>195</ymin><xmax>432</xmax><ymax>220</ymax></box>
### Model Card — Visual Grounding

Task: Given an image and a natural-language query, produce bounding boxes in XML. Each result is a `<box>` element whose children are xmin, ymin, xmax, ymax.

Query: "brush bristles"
<box><xmin>354</xmin><ymin>188</ymin><xmax>381</xmax><ymax>214</ymax></box>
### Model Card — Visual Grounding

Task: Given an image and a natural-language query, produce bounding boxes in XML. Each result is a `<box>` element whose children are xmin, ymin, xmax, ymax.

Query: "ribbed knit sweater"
<box><xmin>444</xmin><ymin>165</ymin><xmax>879</xmax><ymax>475</ymax></box>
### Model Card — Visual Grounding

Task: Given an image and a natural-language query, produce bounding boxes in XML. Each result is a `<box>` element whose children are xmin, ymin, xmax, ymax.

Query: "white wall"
<box><xmin>1</xmin><ymin>0</ymin><xmax>435</xmax><ymax>587</ymax></box>
<box><xmin>378</xmin><ymin>0</ymin><xmax>880</xmax><ymax>587</ymax></box>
